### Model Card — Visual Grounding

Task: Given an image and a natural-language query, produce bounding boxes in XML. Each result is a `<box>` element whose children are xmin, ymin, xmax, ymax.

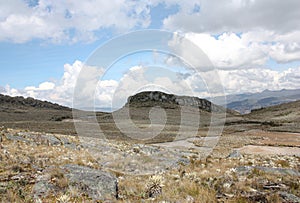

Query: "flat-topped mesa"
<box><xmin>126</xmin><ymin>91</ymin><xmax>225</xmax><ymax>113</ymax></box>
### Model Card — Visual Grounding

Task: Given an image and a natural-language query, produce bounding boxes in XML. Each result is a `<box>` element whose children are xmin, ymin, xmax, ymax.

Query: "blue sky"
<box><xmin>0</xmin><ymin>40</ymin><xmax>98</xmax><ymax>87</ymax></box>
<box><xmin>0</xmin><ymin>2</ymin><xmax>179</xmax><ymax>88</ymax></box>
<box><xmin>0</xmin><ymin>0</ymin><xmax>299</xmax><ymax>107</ymax></box>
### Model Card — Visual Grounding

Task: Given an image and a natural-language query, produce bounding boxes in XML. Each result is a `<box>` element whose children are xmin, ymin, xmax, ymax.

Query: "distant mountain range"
<box><xmin>213</xmin><ymin>89</ymin><xmax>300</xmax><ymax>114</ymax></box>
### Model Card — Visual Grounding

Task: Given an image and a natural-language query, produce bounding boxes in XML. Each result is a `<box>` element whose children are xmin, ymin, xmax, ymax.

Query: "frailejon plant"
<box><xmin>145</xmin><ymin>175</ymin><xmax>165</xmax><ymax>198</ymax></box>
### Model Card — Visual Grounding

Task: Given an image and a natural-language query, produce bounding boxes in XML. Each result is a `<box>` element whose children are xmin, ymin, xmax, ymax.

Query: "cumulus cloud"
<box><xmin>179</xmin><ymin>31</ymin><xmax>300</xmax><ymax>68</ymax></box>
<box><xmin>161</xmin><ymin>1</ymin><xmax>300</xmax><ymax>65</ymax></box>
<box><xmin>0</xmin><ymin>60</ymin><xmax>115</xmax><ymax>108</ymax></box>
<box><xmin>0</xmin><ymin>0</ymin><xmax>152</xmax><ymax>43</ymax></box>
<box><xmin>1</xmin><ymin>60</ymin><xmax>300</xmax><ymax>108</ymax></box>
<box><xmin>184</xmin><ymin>32</ymin><xmax>268</xmax><ymax>69</ymax></box>
<box><xmin>1</xmin><ymin>1</ymin><xmax>299</xmax><ymax>67</ymax></box>
<box><xmin>218</xmin><ymin>67</ymin><xmax>300</xmax><ymax>94</ymax></box>
<box><xmin>2</xmin><ymin>85</ymin><xmax>22</xmax><ymax>97</ymax></box>
<box><xmin>1</xmin><ymin>0</ymin><xmax>299</xmax><ymax>47</ymax></box>
<box><xmin>163</xmin><ymin>0</ymin><xmax>300</xmax><ymax>34</ymax></box>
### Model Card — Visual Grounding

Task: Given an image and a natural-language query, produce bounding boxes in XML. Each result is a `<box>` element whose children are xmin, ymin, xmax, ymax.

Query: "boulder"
<box><xmin>62</xmin><ymin>164</ymin><xmax>117</xmax><ymax>201</ymax></box>
<box><xmin>33</xmin><ymin>164</ymin><xmax>118</xmax><ymax>201</ymax></box>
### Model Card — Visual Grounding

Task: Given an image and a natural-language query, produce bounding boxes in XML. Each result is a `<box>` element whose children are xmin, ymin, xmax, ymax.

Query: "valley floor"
<box><xmin>0</xmin><ymin>126</ymin><xmax>299</xmax><ymax>202</ymax></box>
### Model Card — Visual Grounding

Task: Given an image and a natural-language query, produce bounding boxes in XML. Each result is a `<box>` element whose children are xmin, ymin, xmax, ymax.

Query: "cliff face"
<box><xmin>126</xmin><ymin>91</ymin><xmax>225</xmax><ymax>113</ymax></box>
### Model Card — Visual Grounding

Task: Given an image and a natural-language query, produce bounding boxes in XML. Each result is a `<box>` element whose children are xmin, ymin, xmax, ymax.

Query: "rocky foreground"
<box><xmin>0</xmin><ymin>126</ymin><xmax>299</xmax><ymax>202</ymax></box>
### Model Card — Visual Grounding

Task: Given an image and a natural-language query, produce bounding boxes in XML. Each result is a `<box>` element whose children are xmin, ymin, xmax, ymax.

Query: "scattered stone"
<box><xmin>256</xmin><ymin>166</ymin><xmax>300</xmax><ymax>176</ymax></box>
<box><xmin>263</xmin><ymin>183</ymin><xmax>288</xmax><ymax>190</ymax></box>
<box><xmin>60</xmin><ymin>137</ymin><xmax>77</xmax><ymax>150</ymax></box>
<box><xmin>224</xmin><ymin>193</ymin><xmax>234</xmax><ymax>198</ymax></box>
<box><xmin>186</xmin><ymin>195</ymin><xmax>195</xmax><ymax>202</ymax></box>
<box><xmin>227</xmin><ymin>150</ymin><xmax>241</xmax><ymax>158</ymax></box>
<box><xmin>223</xmin><ymin>182</ymin><xmax>232</xmax><ymax>189</ymax></box>
<box><xmin>6</xmin><ymin>134</ymin><xmax>30</xmax><ymax>143</ymax></box>
<box><xmin>41</xmin><ymin>134</ymin><xmax>61</xmax><ymax>146</ymax></box>
<box><xmin>246</xmin><ymin>192</ymin><xmax>268</xmax><ymax>202</ymax></box>
<box><xmin>279</xmin><ymin>191</ymin><xmax>300</xmax><ymax>203</ymax></box>
<box><xmin>235</xmin><ymin>166</ymin><xmax>300</xmax><ymax>177</ymax></box>
<box><xmin>33</xmin><ymin>174</ymin><xmax>55</xmax><ymax>199</ymax></box>
<box><xmin>33</xmin><ymin>165</ymin><xmax>117</xmax><ymax>201</ymax></box>
<box><xmin>62</xmin><ymin>164</ymin><xmax>117</xmax><ymax>201</ymax></box>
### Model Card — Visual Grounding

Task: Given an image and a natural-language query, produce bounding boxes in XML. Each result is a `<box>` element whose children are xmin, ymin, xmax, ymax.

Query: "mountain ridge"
<box><xmin>0</xmin><ymin>93</ymin><xmax>70</xmax><ymax>111</ymax></box>
<box><xmin>212</xmin><ymin>88</ymin><xmax>300</xmax><ymax>114</ymax></box>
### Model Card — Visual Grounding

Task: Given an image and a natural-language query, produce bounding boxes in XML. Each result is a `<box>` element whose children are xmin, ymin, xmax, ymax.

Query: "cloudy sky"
<box><xmin>0</xmin><ymin>0</ymin><xmax>299</xmax><ymax>109</ymax></box>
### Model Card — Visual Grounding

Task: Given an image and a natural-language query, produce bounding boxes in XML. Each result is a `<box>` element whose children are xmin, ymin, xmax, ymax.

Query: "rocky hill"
<box><xmin>0</xmin><ymin>94</ymin><xmax>73</xmax><ymax>134</ymax></box>
<box><xmin>0</xmin><ymin>94</ymin><xmax>70</xmax><ymax>111</ymax></box>
<box><xmin>244</xmin><ymin>100</ymin><xmax>300</xmax><ymax>133</ymax></box>
<box><xmin>126</xmin><ymin>91</ymin><xmax>227</xmax><ymax>113</ymax></box>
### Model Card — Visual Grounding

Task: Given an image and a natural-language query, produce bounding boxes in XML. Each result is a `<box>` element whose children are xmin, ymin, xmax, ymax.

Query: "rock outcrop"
<box><xmin>0</xmin><ymin>94</ymin><xmax>70</xmax><ymax>110</ymax></box>
<box><xmin>126</xmin><ymin>91</ymin><xmax>226</xmax><ymax>112</ymax></box>
<box><xmin>33</xmin><ymin>164</ymin><xmax>118</xmax><ymax>201</ymax></box>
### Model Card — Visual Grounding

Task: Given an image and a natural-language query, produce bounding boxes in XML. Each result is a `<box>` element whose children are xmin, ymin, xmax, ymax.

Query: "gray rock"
<box><xmin>255</xmin><ymin>166</ymin><xmax>300</xmax><ymax>176</ymax></box>
<box><xmin>33</xmin><ymin>165</ymin><xmax>117</xmax><ymax>201</ymax></box>
<box><xmin>33</xmin><ymin>180</ymin><xmax>54</xmax><ymax>199</ymax></box>
<box><xmin>59</xmin><ymin>137</ymin><xmax>70</xmax><ymax>145</ymax></box>
<box><xmin>227</xmin><ymin>150</ymin><xmax>241</xmax><ymax>158</ymax></box>
<box><xmin>235</xmin><ymin>166</ymin><xmax>300</xmax><ymax>177</ymax></box>
<box><xmin>60</xmin><ymin>137</ymin><xmax>77</xmax><ymax>150</ymax></box>
<box><xmin>6</xmin><ymin>134</ymin><xmax>30</xmax><ymax>143</ymax></box>
<box><xmin>33</xmin><ymin>172</ymin><xmax>55</xmax><ymax>199</ymax></box>
<box><xmin>279</xmin><ymin>192</ymin><xmax>300</xmax><ymax>203</ymax></box>
<box><xmin>176</xmin><ymin>157</ymin><xmax>190</xmax><ymax>166</ymax></box>
<box><xmin>62</xmin><ymin>164</ymin><xmax>117</xmax><ymax>201</ymax></box>
<box><xmin>136</xmin><ymin>144</ymin><xmax>160</xmax><ymax>155</ymax></box>
<box><xmin>41</xmin><ymin>134</ymin><xmax>61</xmax><ymax>146</ymax></box>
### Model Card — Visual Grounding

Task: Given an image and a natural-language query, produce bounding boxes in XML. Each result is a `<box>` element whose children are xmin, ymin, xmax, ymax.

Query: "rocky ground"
<box><xmin>0</xmin><ymin>126</ymin><xmax>299</xmax><ymax>202</ymax></box>
<box><xmin>0</xmin><ymin>92</ymin><xmax>299</xmax><ymax>202</ymax></box>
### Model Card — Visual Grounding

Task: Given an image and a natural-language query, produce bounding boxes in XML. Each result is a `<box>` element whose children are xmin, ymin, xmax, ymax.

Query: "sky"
<box><xmin>0</xmin><ymin>0</ymin><xmax>300</xmax><ymax>109</ymax></box>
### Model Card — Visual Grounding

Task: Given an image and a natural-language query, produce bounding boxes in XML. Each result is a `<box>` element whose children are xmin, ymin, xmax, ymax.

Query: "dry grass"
<box><xmin>1</xmin><ymin>127</ymin><xmax>300</xmax><ymax>202</ymax></box>
<box><xmin>275</xmin><ymin>159</ymin><xmax>290</xmax><ymax>167</ymax></box>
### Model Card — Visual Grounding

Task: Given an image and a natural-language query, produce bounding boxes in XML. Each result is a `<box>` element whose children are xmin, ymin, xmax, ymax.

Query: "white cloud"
<box><xmin>269</xmin><ymin>31</ymin><xmax>300</xmax><ymax>62</ymax></box>
<box><xmin>1</xmin><ymin>0</ymin><xmax>300</xmax><ymax>47</ymax></box>
<box><xmin>181</xmin><ymin>31</ymin><xmax>300</xmax><ymax>68</ymax></box>
<box><xmin>1</xmin><ymin>1</ymin><xmax>299</xmax><ymax>67</ymax></box>
<box><xmin>0</xmin><ymin>0</ymin><xmax>152</xmax><ymax>43</ymax></box>
<box><xmin>95</xmin><ymin>80</ymin><xmax>119</xmax><ymax>108</ymax></box>
<box><xmin>25</xmin><ymin>82</ymin><xmax>55</xmax><ymax>91</ymax></box>
<box><xmin>1</xmin><ymin>60</ymin><xmax>113</xmax><ymax>108</ymax></box>
<box><xmin>163</xmin><ymin>0</ymin><xmax>300</xmax><ymax>34</ymax></box>
<box><xmin>161</xmin><ymin>1</ymin><xmax>300</xmax><ymax>65</ymax></box>
<box><xmin>183</xmin><ymin>32</ymin><xmax>268</xmax><ymax>69</ymax></box>
<box><xmin>111</xmin><ymin>64</ymin><xmax>300</xmax><ymax>107</ymax></box>
<box><xmin>1</xmin><ymin>60</ymin><xmax>300</xmax><ymax>108</ymax></box>
<box><xmin>3</xmin><ymin>85</ymin><xmax>22</xmax><ymax>97</ymax></box>
<box><xmin>218</xmin><ymin>67</ymin><xmax>300</xmax><ymax>94</ymax></box>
